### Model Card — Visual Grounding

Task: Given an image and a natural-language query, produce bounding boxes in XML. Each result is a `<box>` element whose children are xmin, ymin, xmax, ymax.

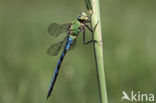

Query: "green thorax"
<box><xmin>69</xmin><ymin>35</ymin><xmax>76</xmax><ymax>41</ymax></box>
<box><xmin>70</xmin><ymin>20</ymin><xmax>82</xmax><ymax>35</ymax></box>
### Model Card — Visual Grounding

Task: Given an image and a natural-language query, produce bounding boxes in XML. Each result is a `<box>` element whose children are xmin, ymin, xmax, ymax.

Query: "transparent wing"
<box><xmin>48</xmin><ymin>23</ymin><xmax>70</xmax><ymax>37</ymax></box>
<box><xmin>69</xmin><ymin>40</ymin><xmax>77</xmax><ymax>50</ymax></box>
<box><xmin>47</xmin><ymin>37</ymin><xmax>77</xmax><ymax>56</ymax></box>
<box><xmin>47</xmin><ymin>36</ymin><xmax>68</xmax><ymax>56</ymax></box>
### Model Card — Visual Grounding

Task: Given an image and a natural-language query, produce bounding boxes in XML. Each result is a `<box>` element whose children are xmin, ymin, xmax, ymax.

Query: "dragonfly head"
<box><xmin>77</xmin><ymin>12</ymin><xmax>89</xmax><ymax>22</ymax></box>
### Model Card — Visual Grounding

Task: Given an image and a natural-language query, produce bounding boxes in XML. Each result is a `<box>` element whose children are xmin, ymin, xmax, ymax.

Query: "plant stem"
<box><xmin>89</xmin><ymin>0</ymin><xmax>108</xmax><ymax>103</ymax></box>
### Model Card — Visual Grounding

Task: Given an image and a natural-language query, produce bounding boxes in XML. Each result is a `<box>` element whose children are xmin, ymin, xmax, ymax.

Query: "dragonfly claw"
<box><xmin>93</xmin><ymin>40</ymin><xmax>102</xmax><ymax>46</ymax></box>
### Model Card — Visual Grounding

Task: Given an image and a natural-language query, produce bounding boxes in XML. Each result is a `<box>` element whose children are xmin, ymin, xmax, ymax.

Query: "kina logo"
<box><xmin>121</xmin><ymin>91</ymin><xmax>154</xmax><ymax>102</ymax></box>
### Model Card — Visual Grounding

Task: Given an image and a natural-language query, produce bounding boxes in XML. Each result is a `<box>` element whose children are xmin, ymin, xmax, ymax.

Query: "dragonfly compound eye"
<box><xmin>77</xmin><ymin>12</ymin><xmax>88</xmax><ymax>21</ymax></box>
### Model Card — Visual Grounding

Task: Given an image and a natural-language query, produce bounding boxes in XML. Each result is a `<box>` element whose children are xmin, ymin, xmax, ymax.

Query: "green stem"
<box><xmin>89</xmin><ymin>0</ymin><xmax>108</xmax><ymax>103</ymax></box>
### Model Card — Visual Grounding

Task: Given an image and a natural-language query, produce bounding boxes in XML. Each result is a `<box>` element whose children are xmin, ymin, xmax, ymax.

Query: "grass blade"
<box><xmin>84</xmin><ymin>0</ymin><xmax>92</xmax><ymax>11</ymax></box>
<box><xmin>85</xmin><ymin>0</ymin><xmax>108</xmax><ymax>103</ymax></box>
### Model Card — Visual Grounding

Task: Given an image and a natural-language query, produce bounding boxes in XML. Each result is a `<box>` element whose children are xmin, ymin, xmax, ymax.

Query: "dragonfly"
<box><xmin>47</xmin><ymin>12</ymin><xmax>97</xmax><ymax>99</ymax></box>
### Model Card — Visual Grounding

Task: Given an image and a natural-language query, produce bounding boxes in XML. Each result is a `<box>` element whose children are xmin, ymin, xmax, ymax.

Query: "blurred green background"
<box><xmin>0</xmin><ymin>0</ymin><xmax>156</xmax><ymax>103</ymax></box>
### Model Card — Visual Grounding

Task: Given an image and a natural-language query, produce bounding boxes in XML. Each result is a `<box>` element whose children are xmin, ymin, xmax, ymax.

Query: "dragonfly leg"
<box><xmin>82</xmin><ymin>28</ymin><xmax>97</xmax><ymax>44</ymax></box>
<box><xmin>83</xmin><ymin>21</ymin><xmax>100</xmax><ymax>45</ymax></box>
<box><xmin>93</xmin><ymin>20</ymin><xmax>99</xmax><ymax>31</ymax></box>
<box><xmin>85</xmin><ymin>24</ymin><xmax>93</xmax><ymax>32</ymax></box>
<box><xmin>85</xmin><ymin>21</ymin><xmax>99</xmax><ymax>33</ymax></box>
<box><xmin>82</xmin><ymin>28</ymin><xmax>86</xmax><ymax>44</ymax></box>
<box><xmin>84</xmin><ymin>39</ymin><xmax>98</xmax><ymax>44</ymax></box>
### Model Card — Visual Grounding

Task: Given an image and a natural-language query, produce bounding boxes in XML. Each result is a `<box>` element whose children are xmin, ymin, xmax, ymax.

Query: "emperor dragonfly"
<box><xmin>47</xmin><ymin>12</ymin><xmax>96</xmax><ymax>99</ymax></box>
